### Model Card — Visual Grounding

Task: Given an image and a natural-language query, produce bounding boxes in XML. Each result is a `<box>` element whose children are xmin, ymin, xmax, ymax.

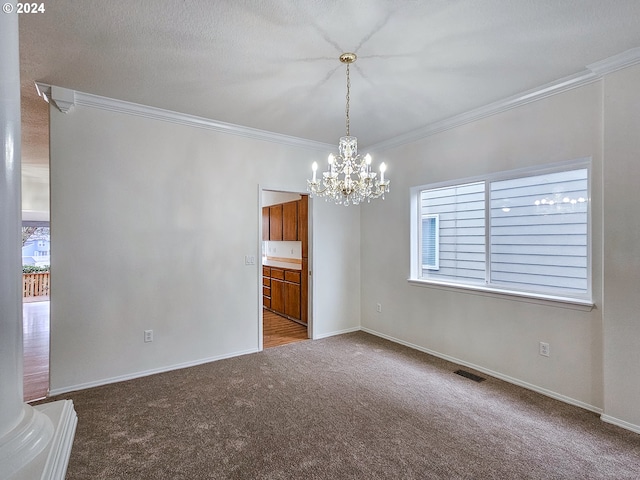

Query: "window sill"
<box><xmin>407</xmin><ymin>278</ymin><xmax>595</xmax><ymax>311</ymax></box>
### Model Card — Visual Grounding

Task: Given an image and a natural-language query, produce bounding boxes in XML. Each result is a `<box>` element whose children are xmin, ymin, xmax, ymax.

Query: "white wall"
<box><xmin>602</xmin><ymin>63</ymin><xmax>640</xmax><ymax>430</ymax></box>
<box><xmin>312</xmin><ymin>198</ymin><xmax>361</xmax><ymax>338</ymax></box>
<box><xmin>49</xmin><ymin>100</ymin><xmax>360</xmax><ymax>393</ymax></box>
<box><xmin>361</xmin><ymin>81</ymin><xmax>605</xmax><ymax>412</ymax></box>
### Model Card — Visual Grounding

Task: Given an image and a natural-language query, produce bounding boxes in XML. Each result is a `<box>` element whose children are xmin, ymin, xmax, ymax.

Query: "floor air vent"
<box><xmin>454</xmin><ymin>369</ymin><xmax>486</xmax><ymax>382</ymax></box>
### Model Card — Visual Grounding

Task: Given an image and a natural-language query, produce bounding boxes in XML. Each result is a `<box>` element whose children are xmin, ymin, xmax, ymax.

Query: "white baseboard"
<box><xmin>313</xmin><ymin>325</ymin><xmax>361</xmax><ymax>340</ymax></box>
<box><xmin>49</xmin><ymin>348</ymin><xmax>259</xmax><ymax>396</ymax></box>
<box><xmin>600</xmin><ymin>415</ymin><xmax>640</xmax><ymax>435</ymax></box>
<box><xmin>360</xmin><ymin>327</ymin><xmax>603</xmax><ymax>415</ymax></box>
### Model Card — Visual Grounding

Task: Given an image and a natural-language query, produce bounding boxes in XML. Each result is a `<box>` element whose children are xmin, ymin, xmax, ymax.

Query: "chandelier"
<box><xmin>307</xmin><ymin>53</ymin><xmax>389</xmax><ymax>206</ymax></box>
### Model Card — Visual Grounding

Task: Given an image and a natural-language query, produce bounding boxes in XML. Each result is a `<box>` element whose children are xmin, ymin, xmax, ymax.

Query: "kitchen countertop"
<box><xmin>262</xmin><ymin>258</ymin><xmax>302</xmax><ymax>271</ymax></box>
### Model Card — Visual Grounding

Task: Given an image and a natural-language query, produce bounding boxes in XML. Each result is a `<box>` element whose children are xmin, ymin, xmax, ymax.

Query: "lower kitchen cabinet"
<box><xmin>263</xmin><ymin>266</ymin><xmax>304</xmax><ymax>324</ymax></box>
<box><xmin>271</xmin><ymin>277</ymin><xmax>285</xmax><ymax>314</ymax></box>
<box><xmin>284</xmin><ymin>281</ymin><xmax>300</xmax><ymax>319</ymax></box>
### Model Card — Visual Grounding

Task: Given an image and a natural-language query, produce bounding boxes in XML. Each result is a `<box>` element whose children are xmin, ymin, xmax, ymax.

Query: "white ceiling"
<box><xmin>18</xmin><ymin>0</ymin><xmax>640</xmax><ymax>172</ymax></box>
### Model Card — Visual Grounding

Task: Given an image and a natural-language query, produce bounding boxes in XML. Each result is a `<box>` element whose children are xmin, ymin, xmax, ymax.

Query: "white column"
<box><xmin>1</xmin><ymin>6</ymin><xmax>76</xmax><ymax>479</ymax></box>
<box><xmin>0</xmin><ymin>1</ymin><xmax>27</xmax><ymax>440</ymax></box>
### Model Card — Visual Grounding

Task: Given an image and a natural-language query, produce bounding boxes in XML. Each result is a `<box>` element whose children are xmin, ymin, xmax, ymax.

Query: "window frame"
<box><xmin>409</xmin><ymin>158</ymin><xmax>593</xmax><ymax>308</ymax></box>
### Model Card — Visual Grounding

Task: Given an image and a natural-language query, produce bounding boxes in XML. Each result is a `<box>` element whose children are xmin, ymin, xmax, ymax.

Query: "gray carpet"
<box><xmin>42</xmin><ymin>332</ymin><xmax>640</xmax><ymax>479</ymax></box>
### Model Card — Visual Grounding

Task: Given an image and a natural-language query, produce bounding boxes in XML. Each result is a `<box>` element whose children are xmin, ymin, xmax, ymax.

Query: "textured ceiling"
<box><xmin>18</xmin><ymin>0</ymin><xmax>640</xmax><ymax>171</ymax></box>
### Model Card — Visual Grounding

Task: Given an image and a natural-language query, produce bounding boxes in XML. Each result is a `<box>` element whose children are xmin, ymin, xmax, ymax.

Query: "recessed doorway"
<box><xmin>260</xmin><ymin>190</ymin><xmax>310</xmax><ymax>349</ymax></box>
<box><xmin>22</xmin><ymin>223</ymin><xmax>50</xmax><ymax>402</ymax></box>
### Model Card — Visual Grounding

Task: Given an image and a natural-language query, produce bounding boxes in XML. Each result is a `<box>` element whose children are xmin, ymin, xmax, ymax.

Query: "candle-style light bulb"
<box><xmin>365</xmin><ymin>154</ymin><xmax>372</xmax><ymax>165</ymax></box>
<box><xmin>379</xmin><ymin>162</ymin><xmax>386</xmax><ymax>183</ymax></box>
<box><xmin>311</xmin><ymin>161</ymin><xmax>318</xmax><ymax>182</ymax></box>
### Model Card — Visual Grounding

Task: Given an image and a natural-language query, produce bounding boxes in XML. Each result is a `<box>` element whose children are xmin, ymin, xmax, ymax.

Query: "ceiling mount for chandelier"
<box><xmin>307</xmin><ymin>52</ymin><xmax>389</xmax><ymax>206</ymax></box>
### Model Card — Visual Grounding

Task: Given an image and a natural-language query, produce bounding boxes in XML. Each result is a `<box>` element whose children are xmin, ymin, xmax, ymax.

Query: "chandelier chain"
<box><xmin>345</xmin><ymin>63</ymin><xmax>350</xmax><ymax>137</ymax></box>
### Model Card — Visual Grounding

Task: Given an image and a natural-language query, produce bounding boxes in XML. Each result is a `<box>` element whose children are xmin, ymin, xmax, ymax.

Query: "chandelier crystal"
<box><xmin>307</xmin><ymin>53</ymin><xmax>389</xmax><ymax>206</ymax></box>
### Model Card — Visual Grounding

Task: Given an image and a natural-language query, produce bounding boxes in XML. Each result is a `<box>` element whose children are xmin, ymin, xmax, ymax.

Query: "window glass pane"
<box><xmin>489</xmin><ymin>169</ymin><xmax>588</xmax><ymax>295</ymax></box>
<box><xmin>420</xmin><ymin>182</ymin><xmax>485</xmax><ymax>283</ymax></box>
<box><xmin>421</xmin><ymin>215</ymin><xmax>439</xmax><ymax>270</ymax></box>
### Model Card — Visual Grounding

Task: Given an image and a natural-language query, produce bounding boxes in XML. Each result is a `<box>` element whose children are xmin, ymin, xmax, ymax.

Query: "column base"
<box><xmin>1</xmin><ymin>400</ymin><xmax>77</xmax><ymax>480</ymax></box>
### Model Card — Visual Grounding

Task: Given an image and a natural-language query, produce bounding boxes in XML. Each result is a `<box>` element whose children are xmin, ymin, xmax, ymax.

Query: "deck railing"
<box><xmin>23</xmin><ymin>272</ymin><xmax>50</xmax><ymax>298</ymax></box>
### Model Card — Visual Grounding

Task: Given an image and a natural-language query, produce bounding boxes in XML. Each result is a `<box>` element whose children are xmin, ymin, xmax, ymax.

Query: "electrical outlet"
<box><xmin>244</xmin><ymin>255</ymin><xmax>255</xmax><ymax>265</ymax></box>
<box><xmin>376</xmin><ymin>303</ymin><xmax>382</xmax><ymax>313</ymax></box>
<box><xmin>539</xmin><ymin>342</ymin><xmax>550</xmax><ymax>357</ymax></box>
<box><xmin>144</xmin><ymin>330</ymin><xmax>153</xmax><ymax>343</ymax></box>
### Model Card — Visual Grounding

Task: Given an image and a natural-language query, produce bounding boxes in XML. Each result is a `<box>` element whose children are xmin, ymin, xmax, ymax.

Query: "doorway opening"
<box><xmin>22</xmin><ymin>222</ymin><xmax>50</xmax><ymax>402</ymax></box>
<box><xmin>260</xmin><ymin>190</ymin><xmax>310</xmax><ymax>349</ymax></box>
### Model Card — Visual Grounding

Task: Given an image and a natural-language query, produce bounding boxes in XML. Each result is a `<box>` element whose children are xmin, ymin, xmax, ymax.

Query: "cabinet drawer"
<box><xmin>271</xmin><ymin>268</ymin><xmax>284</xmax><ymax>280</ymax></box>
<box><xmin>263</xmin><ymin>297</ymin><xmax>271</xmax><ymax>309</ymax></box>
<box><xmin>263</xmin><ymin>276</ymin><xmax>270</xmax><ymax>287</ymax></box>
<box><xmin>284</xmin><ymin>270</ymin><xmax>301</xmax><ymax>284</ymax></box>
<box><xmin>263</xmin><ymin>266</ymin><xmax>271</xmax><ymax>277</ymax></box>
<box><xmin>263</xmin><ymin>286</ymin><xmax>271</xmax><ymax>297</ymax></box>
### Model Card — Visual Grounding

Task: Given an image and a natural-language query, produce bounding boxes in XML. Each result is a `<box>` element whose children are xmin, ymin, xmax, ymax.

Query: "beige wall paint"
<box><xmin>49</xmin><ymin>103</ymin><xmax>360</xmax><ymax>393</ymax></box>
<box><xmin>602</xmin><ymin>63</ymin><xmax>640</xmax><ymax>430</ymax></box>
<box><xmin>361</xmin><ymin>81</ymin><xmax>605</xmax><ymax>412</ymax></box>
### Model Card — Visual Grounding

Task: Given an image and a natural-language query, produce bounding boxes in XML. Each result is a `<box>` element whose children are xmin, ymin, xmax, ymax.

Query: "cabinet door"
<box><xmin>300</xmin><ymin>258</ymin><xmax>308</xmax><ymax>324</ymax></box>
<box><xmin>271</xmin><ymin>278</ymin><xmax>285</xmax><ymax>314</ymax></box>
<box><xmin>269</xmin><ymin>205</ymin><xmax>283</xmax><ymax>241</ymax></box>
<box><xmin>282</xmin><ymin>201</ymin><xmax>298</xmax><ymax>241</ymax></box>
<box><xmin>262</xmin><ymin>207</ymin><xmax>270</xmax><ymax>241</ymax></box>
<box><xmin>284</xmin><ymin>281</ymin><xmax>301</xmax><ymax>320</ymax></box>
<box><xmin>298</xmin><ymin>196</ymin><xmax>308</xmax><ymax>258</ymax></box>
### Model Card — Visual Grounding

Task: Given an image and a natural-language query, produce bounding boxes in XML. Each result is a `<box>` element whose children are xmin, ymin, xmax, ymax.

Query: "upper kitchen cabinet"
<box><xmin>263</xmin><ymin>196</ymin><xmax>308</xmax><ymax>242</ymax></box>
<box><xmin>262</xmin><ymin>207</ymin><xmax>270</xmax><ymax>241</ymax></box>
<box><xmin>269</xmin><ymin>204</ymin><xmax>283</xmax><ymax>241</ymax></box>
<box><xmin>282</xmin><ymin>201</ymin><xmax>298</xmax><ymax>241</ymax></box>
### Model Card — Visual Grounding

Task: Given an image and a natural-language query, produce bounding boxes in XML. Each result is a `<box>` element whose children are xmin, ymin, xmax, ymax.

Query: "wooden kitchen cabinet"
<box><xmin>262</xmin><ymin>195</ymin><xmax>308</xmax><ymax>325</ymax></box>
<box><xmin>262</xmin><ymin>266</ymin><xmax>271</xmax><ymax>308</ymax></box>
<box><xmin>284</xmin><ymin>280</ymin><xmax>301</xmax><ymax>320</ymax></box>
<box><xmin>269</xmin><ymin>205</ymin><xmax>283</xmax><ymax>241</ymax></box>
<box><xmin>265</xmin><ymin>197</ymin><xmax>307</xmax><ymax>242</ymax></box>
<box><xmin>282</xmin><ymin>201</ymin><xmax>298</xmax><ymax>241</ymax></box>
<box><xmin>262</xmin><ymin>207</ymin><xmax>270</xmax><ymax>241</ymax></box>
<box><xmin>271</xmin><ymin>277</ymin><xmax>285</xmax><ymax>314</ymax></box>
<box><xmin>263</xmin><ymin>266</ymin><xmax>303</xmax><ymax>324</ymax></box>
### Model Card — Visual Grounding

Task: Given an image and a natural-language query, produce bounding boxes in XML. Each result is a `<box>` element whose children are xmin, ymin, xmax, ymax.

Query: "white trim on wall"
<box><xmin>36</xmin><ymin>47</ymin><xmax>640</xmax><ymax>156</ymax></box>
<box><xmin>48</xmin><ymin>347</ymin><xmax>259</xmax><ymax>397</ymax></box>
<box><xmin>35</xmin><ymin>83</ymin><xmax>334</xmax><ymax>152</ymax></box>
<box><xmin>368</xmin><ymin>47</ymin><xmax>640</xmax><ymax>153</ymax></box>
<box><xmin>361</xmin><ymin>326</ymin><xmax>603</xmax><ymax>415</ymax></box>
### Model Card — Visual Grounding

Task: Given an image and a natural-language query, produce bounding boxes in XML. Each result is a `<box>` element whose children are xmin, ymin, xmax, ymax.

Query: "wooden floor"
<box><xmin>263</xmin><ymin>309</ymin><xmax>308</xmax><ymax>348</ymax></box>
<box><xmin>23</xmin><ymin>300</ymin><xmax>49</xmax><ymax>402</ymax></box>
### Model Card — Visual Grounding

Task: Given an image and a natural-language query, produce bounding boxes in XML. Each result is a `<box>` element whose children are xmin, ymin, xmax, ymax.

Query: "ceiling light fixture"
<box><xmin>307</xmin><ymin>53</ymin><xmax>389</xmax><ymax>205</ymax></box>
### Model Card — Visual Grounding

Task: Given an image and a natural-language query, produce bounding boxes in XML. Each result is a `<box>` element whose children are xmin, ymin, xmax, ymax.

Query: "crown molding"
<box><xmin>35</xmin><ymin>83</ymin><xmax>76</xmax><ymax>113</ymax></box>
<box><xmin>368</xmin><ymin>47</ymin><xmax>640</xmax><ymax>153</ymax></box>
<box><xmin>587</xmin><ymin>46</ymin><xmax>640</xmax><ymax>76</ymax></box>
<box><xmin>35</xmin><ymin>47</ymin><xmax>640</xmax><ymax>154</ymax></box>
<box><xmin>34</xmin><ymin>83</ymin><xmax>334</xmax><ymax>153</ymax></box>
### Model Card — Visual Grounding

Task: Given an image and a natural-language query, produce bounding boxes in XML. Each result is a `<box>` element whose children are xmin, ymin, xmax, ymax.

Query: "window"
<box><xmin>421</xmin><ymin>215</ymin><xmax>439</xmax><ymax>270</ymax></box>
<box><xmin>411</xmin><ymin>160</ymin><xmax>591</xmax><ymax>303</ymax></box>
